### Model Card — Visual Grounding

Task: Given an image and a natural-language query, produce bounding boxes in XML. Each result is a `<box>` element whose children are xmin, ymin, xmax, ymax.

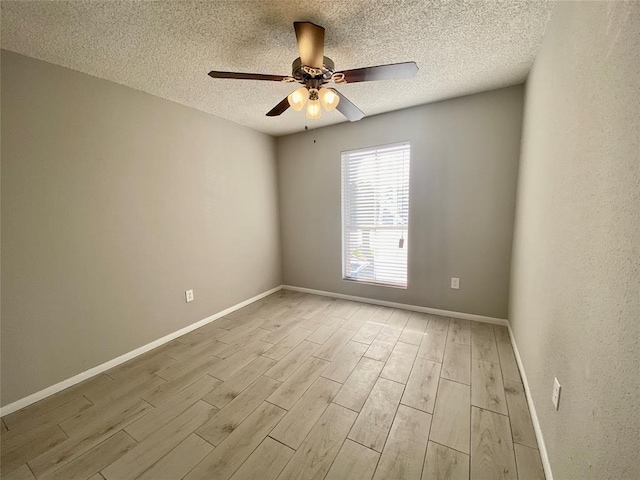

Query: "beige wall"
<box><xmin>277</xmin><ymin>86</ymin><xmax>523</xmax><ymax>319</ymax></box>
<box><xmin>510</xmin><ymin>2</ymin><xmax>640</xmax><ymax>479</ymax></box>
<box><xmin>1</xmin><ymin>51</ymin><xmax>282</xmax><ymax>406</ymax></box>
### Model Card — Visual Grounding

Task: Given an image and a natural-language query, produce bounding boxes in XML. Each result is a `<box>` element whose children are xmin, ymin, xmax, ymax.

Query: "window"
<box><xmin>342</xmin><ymin>142</ymin><xmax>410</xmax><ymax>288</ymax></box>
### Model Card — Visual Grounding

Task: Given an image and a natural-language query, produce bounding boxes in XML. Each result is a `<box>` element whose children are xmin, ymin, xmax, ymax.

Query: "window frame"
<box><xmin>340</xmin><ymin>141</ymin><xmax>411</xmax><ymax>289</ymax></box>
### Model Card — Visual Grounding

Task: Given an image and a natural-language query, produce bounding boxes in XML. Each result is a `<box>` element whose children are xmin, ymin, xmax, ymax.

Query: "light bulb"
<box><xmin>287</xmin><ymin>87</ymin><xmax>309</xmax><ymax>111</ymax></box>
<box><xmin>319</xmin><ymin>88</ymin><xmax>340</xmax><ymax>111</ymax></box>
<box><xmin>306</xmin><ymin>99</ymin><xmax>322</xmax><ymax>119</ymax></box>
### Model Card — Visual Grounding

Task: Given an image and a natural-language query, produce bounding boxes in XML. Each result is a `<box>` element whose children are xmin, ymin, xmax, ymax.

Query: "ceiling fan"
<box><xmin>208</xmin><ymin>22</ymin><xmax>418</xmax><ymax>121</ymax></box>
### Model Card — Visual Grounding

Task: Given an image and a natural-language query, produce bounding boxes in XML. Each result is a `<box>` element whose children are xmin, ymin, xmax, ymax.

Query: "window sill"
<box><xmin>341</xmin><ymin>278</ymin><xmax>408</xmax><ymax>290</ymax></box>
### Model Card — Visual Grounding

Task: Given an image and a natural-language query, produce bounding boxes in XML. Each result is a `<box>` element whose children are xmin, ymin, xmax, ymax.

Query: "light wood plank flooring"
<box><xmin>0</xmin><ymin>291</ymin><xmax>544</xmax><ymax>480</ymax></box>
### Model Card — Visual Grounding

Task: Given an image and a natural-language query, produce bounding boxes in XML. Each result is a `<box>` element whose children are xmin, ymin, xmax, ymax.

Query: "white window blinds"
<box><xmin>342</xmin><ymin>142</ymin><xmax>410</xmax><ymax>288</ymax></box>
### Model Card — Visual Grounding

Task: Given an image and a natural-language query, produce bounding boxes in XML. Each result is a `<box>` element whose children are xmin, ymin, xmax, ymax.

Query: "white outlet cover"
<box><xmin>451</xmin><ymin>277</ymin><xmax>460</xmax><ymax>289</ymax></box>
<box><xmin>552</xmin><ymin>377</ymin><xmax>561</xmax><ymax>410</ymax></box>
<box><xmin>185</xmin><ymin>289</ymin><xmax>194</xmax><ymax>303</ymax></box>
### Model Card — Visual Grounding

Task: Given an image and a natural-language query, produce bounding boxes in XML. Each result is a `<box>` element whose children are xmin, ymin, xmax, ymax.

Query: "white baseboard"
<box><xmin>508</xmin><ymin>324</ymin><xmax>554</xmax><ymax>480</ymax></box>
<box><xmin>283</xmin><ymin>285</ymin><xmax>509</xmax><ymax>326</ymax></box>
<box><xmin>0</xmin><ymin>285</ymin><xmax>283</xmax><ymax>417</ymax></box>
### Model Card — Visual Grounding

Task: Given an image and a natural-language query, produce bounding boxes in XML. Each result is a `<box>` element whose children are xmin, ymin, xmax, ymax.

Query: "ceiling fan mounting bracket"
<box><xmin>331</xmin><ymin>72</ymin><xmax>346</xmax><ymax>84</ymax></box>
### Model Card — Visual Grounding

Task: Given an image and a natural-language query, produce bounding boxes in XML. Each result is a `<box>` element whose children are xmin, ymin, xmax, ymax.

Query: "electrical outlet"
<box><xmin>185</xmin><ymin>289</ymin><xmax>194</xmax><ymax>303</ymax></box>
<box><xmin>552</xmin><ymin>377</ymin><xmax>561</xmax><ymax>410</ymax></box>
<box><xmin>451</xmin><ymin>277</ymin><xmax>460</xmax><ymax>289</ymax></box>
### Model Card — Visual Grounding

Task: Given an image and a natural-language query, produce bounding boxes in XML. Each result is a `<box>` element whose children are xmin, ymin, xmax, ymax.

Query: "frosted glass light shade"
<box><xmin>319</xmin><ymin>88</ymin><xmax>340</xmax><ymax>111</ymax></box>
<box><xmin>287</xmin><ymin>87</ymin><xmax>309</xmax><ymax>111</ymax></box>
<box><xmin>306</xmin><ymin>99</ymin><xmax>322</xmax><ymax>119</ymax></box>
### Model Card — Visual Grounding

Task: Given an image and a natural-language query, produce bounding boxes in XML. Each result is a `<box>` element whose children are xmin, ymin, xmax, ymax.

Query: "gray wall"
<box><xmin>1</xmin><ymin>51</ymin><xmax>282</xmax><ymax>406</ymax></box>
<box><xmin>509</xmin><ymin>3</ymin><xmax>640</xmax><ymax>479</ymax></box>
<box><xmin>277</xmin><ymin>86</ymin><xmax>523</xmax><ymax>319</ymax></box>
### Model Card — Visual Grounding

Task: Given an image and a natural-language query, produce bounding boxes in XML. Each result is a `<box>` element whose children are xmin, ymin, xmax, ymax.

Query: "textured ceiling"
<box><xmin>1</xmin><ymin>0</ymin><xmax>553</xmax><ymax>136</ymax></box>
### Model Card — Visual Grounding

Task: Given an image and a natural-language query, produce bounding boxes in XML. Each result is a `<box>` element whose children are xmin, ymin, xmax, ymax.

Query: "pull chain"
<box><xmin>304</xmin><ymin>124</ymin><xmax>318</xmax><ymax>144</ymax></box>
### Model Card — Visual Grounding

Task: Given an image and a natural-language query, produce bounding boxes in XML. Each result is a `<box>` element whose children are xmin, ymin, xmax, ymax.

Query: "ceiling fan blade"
<box><xmin>266</xmin><ymin>97</ymin><xmax>291</xmax><ymax>117</ymax></box>
<box><xmin>294</xmin><ymin>21</ymin><xmax>325</xmax><ymax>68</ymax></box>
<box><xmin>208</xmin><ymin>71</ymin><xmax>291</xmax><ymax>82</ymax></box>
<box><xmin>338</xmin><ymin>62</ymin><xmax>418</xmax><ymax>83</ymax></box>
<box><xmin>331</xmin><ymin>88</ymin><xmax>365</xmax><ymax>122</ymax></box>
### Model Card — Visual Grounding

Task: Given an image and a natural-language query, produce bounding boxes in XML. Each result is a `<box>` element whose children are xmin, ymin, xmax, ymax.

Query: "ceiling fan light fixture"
<box><xmin>306</xmin><ymin>99</ymin><xmax>322</xmax><ymax>119</ymax></box>
<box><xmin>287</xmin><ymin>86</ymin><xmax>309</xmax><ymax>111</ymax></box>
<box><xmin>319</xmin><ymin>87</ymin><xmax>339</xmax><ymax>111</ymax></box>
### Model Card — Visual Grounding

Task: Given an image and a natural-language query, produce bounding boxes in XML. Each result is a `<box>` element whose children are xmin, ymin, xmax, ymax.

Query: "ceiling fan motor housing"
<box><xmin>292</xmin><ymin>56</ymin><xmax>335</xmax><ymax>87</ymax></box>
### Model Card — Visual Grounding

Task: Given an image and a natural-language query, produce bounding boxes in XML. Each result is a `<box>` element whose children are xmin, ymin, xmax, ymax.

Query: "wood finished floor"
<box><xmin>0</xmin><ymin>291</ymin><xmax>546</xmax><ymax>480</ymax></box>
